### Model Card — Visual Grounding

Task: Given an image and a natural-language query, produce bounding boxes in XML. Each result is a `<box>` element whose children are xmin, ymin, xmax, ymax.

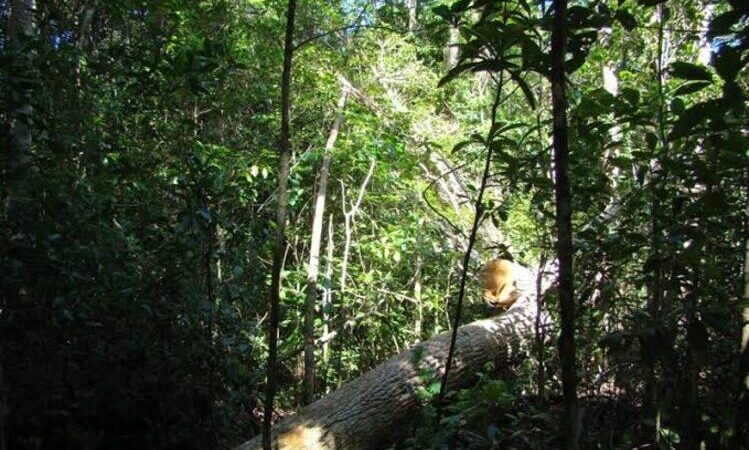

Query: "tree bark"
<box><xmin>413</xmin><ymin>219</ymin><xmax>424</xmax><ymax>342</ymax></box>
<box><xmin>322</xmin><ymin>214</ymin><xmax>334</xmax><ymax>367</ymax></box>
<box><xmin>235</xmin><ymin>264</ymin><xmax>544</xmax><ymax>450</ymax></box>
<box><xmin>304</xmin><ymin>87</ymin><xmax>348</xmax><ymax>405</ymax></box>
<box><xmin>550</xmin><ymin>0</ymin><xmax>580</xmax><ymax>449</ymax></box>
<box><xmin>406</xmin><ymin>0</ymin><xmax>418</xmax><ymax>32</ymax></box>
<box><xmin>264</xmin><ymin>1</ymin><xmax>297</xmax><ymax>449</ymax></box>
<box><xmin>445</xmin><ymin>25</ymin><xmax>460</xmax><ymax>69</ymax></box>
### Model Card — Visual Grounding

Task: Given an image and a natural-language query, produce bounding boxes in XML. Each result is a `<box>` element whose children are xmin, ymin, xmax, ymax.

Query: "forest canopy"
<box><xmin>1</xmin><ymin>0</ymin><xmax>747</xmax><ymax>449</ymax></box>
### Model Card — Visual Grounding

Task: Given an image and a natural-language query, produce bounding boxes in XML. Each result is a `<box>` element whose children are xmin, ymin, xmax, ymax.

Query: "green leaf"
<box><xmin>621</xmin><ymin>88</ymin><xmax>640</xmax><ymax>106</ymax></box>
<box><xmin>614</xmin><ymin>9</ymin><xmax>637</xmax><ymax>31</ymax></box>
<box><xmin>670</xmin><ymin>98</ymin><xmax>684</xmax><ymax>115</ymax></box>
<box><xmin>452</xmin><ymin>140</ymin><xmax>474</xmax><ymax>153</ymax></box>
<box><xmin>637</xmin><ymin>0</ymin><xmax>666</xmax><ymax>7</ymax></box>
<box><xmin>669</xmin><ymin>61</ymin><xmax>712</xmax><ymax>82</ymax></box>
<box><xmin>521</xmin><ymin>38</ymin><xmax>543</xmax><ymax>71</ymax></box>
<box><xmin>672</xmin><ymin>80</ymin><xmax>711</xmax><ymax>96</ymax></box>
<box><xmin>470</xmin><ymin>132</ymin><xmax>486</xmax><ymax>144</ymax></box>
<box><xmin>668</xmin><ymin>100</ymin><xmax>723</xmax><ymax>141</ymax></box>
<box><xmin>722</xmin><ymin>81</ymin><xmax>745</xmax><ymax>111</ymax></box>
<box><xmin>714</xmin><ymin>47</ymin><xmax>744</xmax><ymax>81</ymax></box>
<box><xmin>451</xmin><ymin>0</ymin><xmax>472</xmax><ymax>13</ymax></box>
<box><xmin>708</xmin><ymin>10</ymin><xmax>743</xmax><ymax>39</ymax></box>
<box><xmin>644</xmin><ymin>132</ymin><xmax>657</xmax><ymax>149</ymax></box>
<box><xmin>567</xmin><ymin>5</ymin><xmax>592</xmax><ymax>28</ymax></box>
<box><xmin>432</xmin><ymin>5</ymin><xmax>451</xmax><ymax>20</ymax></box>
<box><xmin>492</xmin><ymin>121</ymin><xmax>525</xmax><ymax>136</ymax></box>
<box><xmin>509</xmin><ymin>71</ymin><xmax>536</xmax><ymax>109</ymax></box>
<box><xmin>489</xmin><ymin>121</ymin><xmax>508</xmax><ymax>137</ymax></box>
<box><xmin>439</xmin><ymin>61</ymin><xmax>477</xmax><ymax>86</ymax></box>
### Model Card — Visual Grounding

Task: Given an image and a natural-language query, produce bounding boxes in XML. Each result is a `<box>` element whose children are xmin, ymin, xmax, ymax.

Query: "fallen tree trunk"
<box><xmin>235</xmin><ymin>264</ymin><xmax>546</xmax><ymax>450</ymax></box>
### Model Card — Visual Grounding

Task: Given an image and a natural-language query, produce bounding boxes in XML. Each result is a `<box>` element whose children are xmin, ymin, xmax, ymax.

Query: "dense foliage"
<box><xmin>1</xmin><ymin>0</ymin><xmax>746</xmax><ymax>449</ymax></box>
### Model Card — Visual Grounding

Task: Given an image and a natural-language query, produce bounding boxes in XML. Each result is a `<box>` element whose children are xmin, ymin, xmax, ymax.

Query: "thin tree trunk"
<box><xmin>535</xmin><ymin>251</ymin><xmax>548</xmax><ymax>401</ymax></box>
<box><xmin>335</xmin><ymin>160</ymin><xmax>374</xmax><ymax>387</ymax></box>
<box><xmin>413</xmin><ymin>219</ymin><xmax>424</xmax><ymax>342</ymax></box>
<box><xmin>322</xmin><ymin>214</ymin><xmax>334</xmax><ymax>367</ymax></box>
<box><xmin>600</xmin><ymin>26</ymin><xmax>621</xmax><ymax>188</ymax></box>
<box><xmin>406</xmin><ymin>0</ymin><xmax>418</xmax><ymax>32</ymax></box>
<box><xmin>697</xmin><ymin>5</ymin><xmax>714</xmax><ymax>66</ymax></box>
<box><xmin>234</xmin><ymin>265</ymin><xmax>544</xmax><ymax>450</ymax></box>
<box><xmin>445</xmin><ymin>25</ymin><xmax>460</xmax><ymax>69</ymax></box>
<box><xmin>304</xmin><ymin>87</ymin><xmax>348</xmax><ymax>405</ymax></box>
<box><xmin>263</xmin><ymin>1</ymin><xmax>297</xmax><ymax>449</ymax></box>
<box><xmin>550</xmin><ymin>0</ymin><xmax>579</xmax><ymax>448</ymax></box>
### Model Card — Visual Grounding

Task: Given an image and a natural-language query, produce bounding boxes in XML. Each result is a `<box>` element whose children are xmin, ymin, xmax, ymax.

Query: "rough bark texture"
<box><xmin>236</xmin><ymin>264</ymin><xmax>544</xmax><ymax>450</ymax></box>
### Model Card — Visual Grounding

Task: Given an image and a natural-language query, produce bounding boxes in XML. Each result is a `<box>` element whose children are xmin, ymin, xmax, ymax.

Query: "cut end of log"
<box><xmin>235</xmin><ymin>424</ymin><xmax>327</xmax><ymax>450</ymax></box>
<box><xmin>278</xmin><ymin>425</ymin><xmax>326</xmax><ymax>449</ymax></box>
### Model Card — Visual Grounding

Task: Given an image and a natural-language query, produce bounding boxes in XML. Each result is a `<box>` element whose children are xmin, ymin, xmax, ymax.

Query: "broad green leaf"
<box><xmin>432</xmin><ymin>5</ymin><xmax>451</xmax><ymax>20</ymax></box>
<box><xmin>637</xmin><ymin>0</ymin><xmax>667</xmax><ymax>7</ymax></box>
<box><xmin>567</xmin><ymin>5</ymin><xmax>592</xmax><ymax>28</ymax></box>
<box><xmin>669</xmin><ymin>61</ymin><xmax>712</xmax><ymax>82</ymax></box>
<box><xmin>491</xmin><ymin>121</ymin><xmax>525</xmax><ymax>136</ymax></box>
<box><xmin>451</xmin><ymin>0</ymin><xmax>472</xmax><ymax>13</ymax></box>
<box><xmin>672</xmin><ymin>80</ymin><xmax>711</xmax><ymax>96</ymax></box>
<box><xmin>509</xmin><ymin>71</ymin><xmax>537</xmax><ymax>109</ymax></box>
<box><xmin>452</xmin><ymin>140</ymin><xmax>473</xmax><ymax>153</ymax></box>
<box><xmin>645</xmin><ymin>131</ymin><xmax>658</xmax><ymax>149</ymax></box>
<box><xmin>621</xmin><ymin>88</ymin><xmax>640</xmax><ymax>106</ymax></box>
<box><xmin>669</xmin><ymin>101</ymin><xmax>723</xmax><ymax>140</ymax></box>
<box><xmin>670</xmin><ymin>98</ymin><xmax>684</xmax><ymax>115</ymax></box>
<box><xmin>521</xmin><ymin>38</ymin><xmax>543</xmax><ymax>71</ymax></box>
<box><xmin>708</xmin><ymin>10</ymin><xmax>743</xmax><ymax>39</ymax></box>
<box><xmin>714</xmin><ymin>47</ymin><xmax>744</xmax><ymax>81</ymax></box>
<box><xmin>614</xmin><ymin>9</ymin><xmax>637</xmax><ymax>31</ymax></box>
<box><xmin>722</xmin><ymin>81</ymin><xmax>745</xmax><ymax>111</ymax></box>
<box><xmin>439</xmin><ymin>61</ymin><xmax>478</xmax><ymax>87</ymax></box>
